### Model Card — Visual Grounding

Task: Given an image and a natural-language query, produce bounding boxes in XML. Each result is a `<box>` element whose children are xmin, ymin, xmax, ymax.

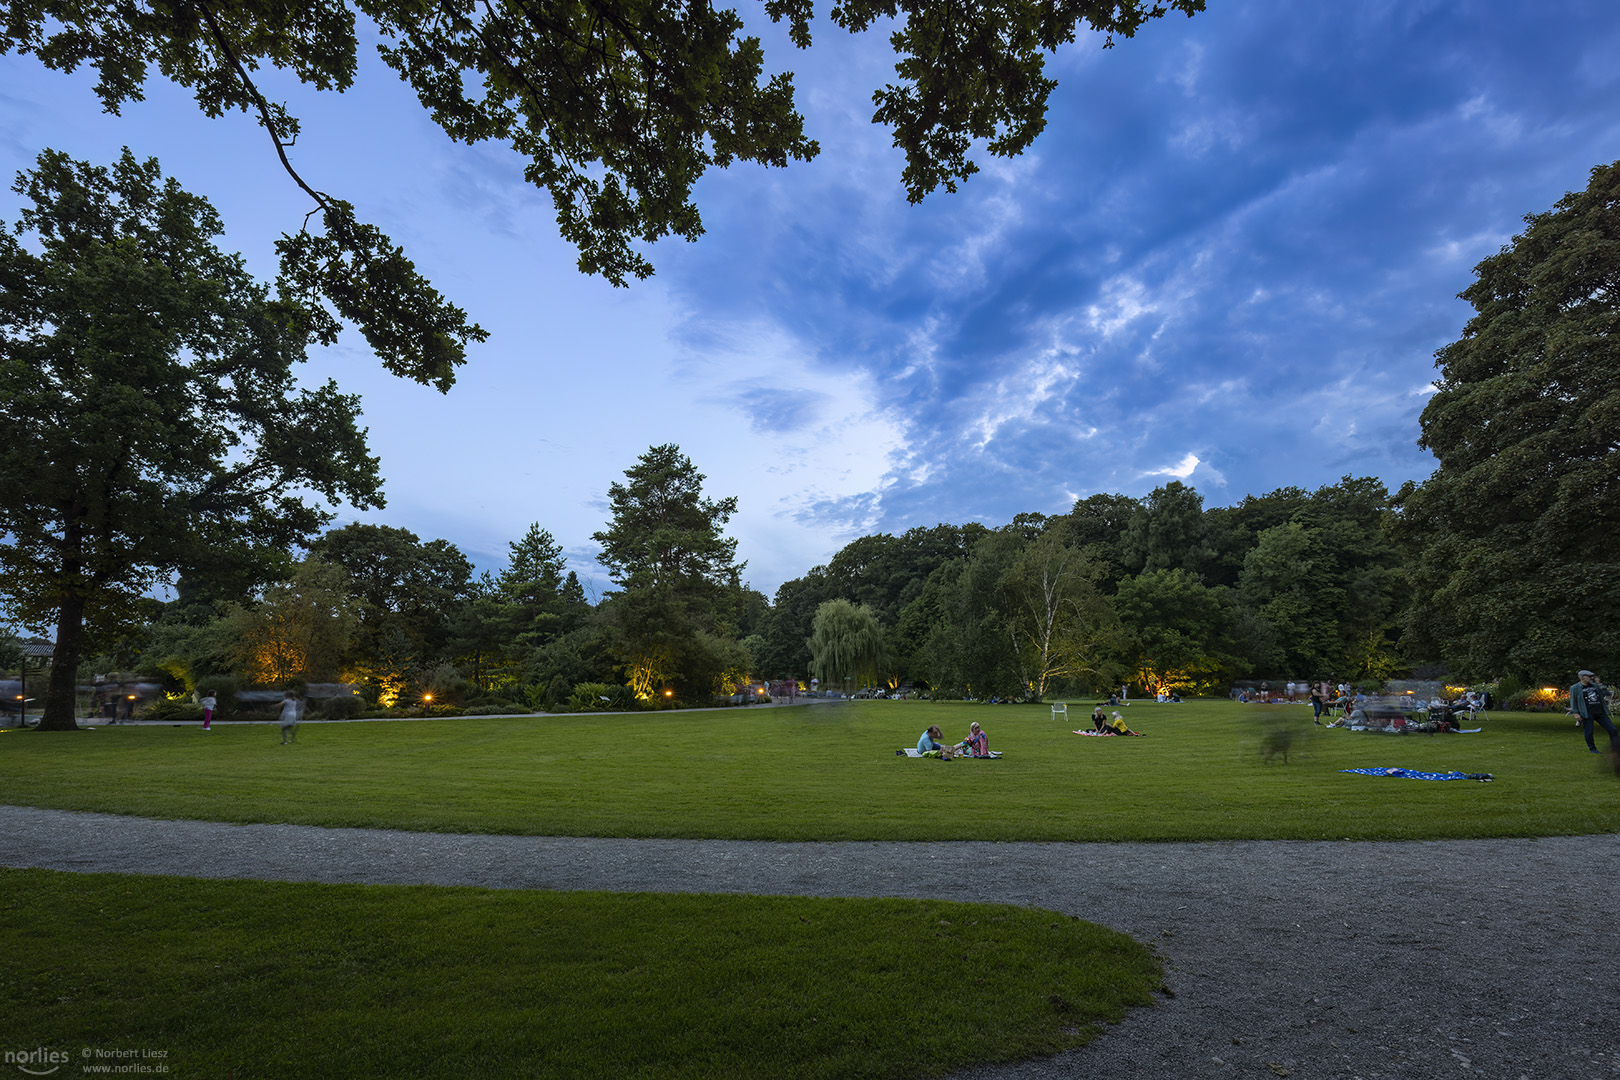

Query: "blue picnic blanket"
<box><xmin>1340</xmin><ymin>767</ymin><xmax>1492</xmax><ymax>781</ymax></box>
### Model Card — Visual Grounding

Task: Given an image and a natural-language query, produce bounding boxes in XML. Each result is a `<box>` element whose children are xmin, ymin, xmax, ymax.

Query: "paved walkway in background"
<box><xmin>1</xmin><ymin>806</ymin><xmax>1615</xmax><ymax>1079</ymax></box>
<box><xmin>56</xmin><ymin>698</ymin><xmax>832</xmax><ymax>727</ymax></box>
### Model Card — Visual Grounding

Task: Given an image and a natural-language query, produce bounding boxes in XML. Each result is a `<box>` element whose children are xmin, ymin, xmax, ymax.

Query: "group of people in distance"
<box><xmin>916</xmin><ymin>722</ymin><xmax>991</xmax><ymax>759</ymax></box>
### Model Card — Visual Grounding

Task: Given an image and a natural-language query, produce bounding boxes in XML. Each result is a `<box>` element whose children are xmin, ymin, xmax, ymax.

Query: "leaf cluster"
<box><xmin>2</xmin><ymin>0</ymin><xmax>1206</xmax><ymax>388</ymax></box>
<box><xmin>767</xmin><ymin>0</ymin><xmax>1204</xmax><ymax>199</ymax></box>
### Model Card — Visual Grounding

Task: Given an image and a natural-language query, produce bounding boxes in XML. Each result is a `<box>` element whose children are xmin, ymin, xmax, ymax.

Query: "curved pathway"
<box><xmin>2</xmin><ymin>805</ymin><xmax>1615</xmax><ymax>1079</ymax></box>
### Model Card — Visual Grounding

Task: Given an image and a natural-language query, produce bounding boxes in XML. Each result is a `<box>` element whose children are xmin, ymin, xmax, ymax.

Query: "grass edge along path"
<box><xmin>2</xmin><ymin>700</ymin><xmax>1616</xmax><ymax>841</ymax></box>
<box><xmin>1</xmin><ymin>868</ymin><xmax>1162</xmax><ymax>1080</ymax></box>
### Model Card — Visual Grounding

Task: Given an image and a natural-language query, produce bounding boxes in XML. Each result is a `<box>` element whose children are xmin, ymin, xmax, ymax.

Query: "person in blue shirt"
<box><xmin>917</xmin><ymin>725</ymin><xmax>951</xmax><ymax>757</ymax></box>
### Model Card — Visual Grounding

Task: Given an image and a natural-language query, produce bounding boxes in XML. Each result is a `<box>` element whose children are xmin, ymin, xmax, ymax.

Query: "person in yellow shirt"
<box><xmin>1107</xmin><ymin>711</ymin><xmax>1145</xmax><ymax>736</ymax></box>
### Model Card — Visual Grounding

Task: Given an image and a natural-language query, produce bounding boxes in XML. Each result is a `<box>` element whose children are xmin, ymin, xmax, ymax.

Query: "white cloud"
<box><xmin>1152</xmin><ymin>452</ymin><xmax>1201</xmax><ymax>479</ymax></box>
<box><xmin>1086</xmin><ymin>275</ymin><xmax>1159</xmax><ymax>338</ymax></box>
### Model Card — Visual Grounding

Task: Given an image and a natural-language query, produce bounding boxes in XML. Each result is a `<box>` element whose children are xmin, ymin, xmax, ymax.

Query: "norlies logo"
<box><xmin>4</xmin><ymin>1047</ymin><xmax>68</xmax><ymax>1076</ymax></box>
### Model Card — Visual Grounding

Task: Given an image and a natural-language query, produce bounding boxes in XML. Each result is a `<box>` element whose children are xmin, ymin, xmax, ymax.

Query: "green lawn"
<box><xmin>3</xmin><ymin>699</ymin><xmax>1616</xmax><ymax>840</ymax></box>
<box><xmin>1</xmin><ymin>868</ymin><xmax>1161</xmax><ymax>1080</ymax></box>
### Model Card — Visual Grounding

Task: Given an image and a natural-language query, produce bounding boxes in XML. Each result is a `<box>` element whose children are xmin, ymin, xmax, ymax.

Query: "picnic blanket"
<box><xmin>1073</xmin><ymin>729</ymin><xmax>1120</xmax><ymax>736</ymax></box>
<box><xmin>897</xmin><ymin>748</ymin><xmax>1002</xmax><ymax>758</ymax></box>
<box><xmin>1340</xmin><ymin>767</ymin><xmax>1494</xmax><ymax>781</ymax></box>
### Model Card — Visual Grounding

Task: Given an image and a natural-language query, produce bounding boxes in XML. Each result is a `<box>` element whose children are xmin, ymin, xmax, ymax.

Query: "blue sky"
<box><xmin>3</xmin><ymin>0</ymin><xmax>1618</xmax><ymax>598</ymax></box>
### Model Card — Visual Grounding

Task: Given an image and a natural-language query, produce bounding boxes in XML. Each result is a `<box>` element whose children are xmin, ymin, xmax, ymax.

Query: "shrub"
<box><xmin>545</xmin><ymin>681</ymin><xmax>571</xmax><ymax>713</ymax></box>
<box><xmin>567</xmin><ymin>683</ymin><xmax>618</xmax><ymax>712</ymax></box>
<box><xmin>462</xmin><ymin>703</ymin><xmax>524</xmax><ymax>716</ymax></box>
<box><xmin>1492</xmin><ymin>675</ymin><xmax>1525</xmax><ymax>704</ymax></box>
<box><xmin>321</xmin><ymin>694</ymin><xmax>366</xmax><ymax>720</ymax></box>
<box><xmin>423</xmin><ymin>662</ymin><xmax>470</xmax><ymax>706</ymax></box>
<box><xmin>1501</xmin><ymin>688</ymin><xmax>1567</xmax><ymax>713</ymax></box>
<box><xmin>136</xmin><ymin>699</ymin><xmax>204</xmax><ymax>723</ymax></box>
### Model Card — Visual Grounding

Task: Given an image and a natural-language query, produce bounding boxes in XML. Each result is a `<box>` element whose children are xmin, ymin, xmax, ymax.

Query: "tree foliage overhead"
<box><xmin>0</xmin><ymin>0</ymin><xmax>1202</xmax><ymax>388</ymax></box>
<box><xmin>1403</xmin><ymin>159</ymin><xmax>1620</xmax><ymax>681</ymax></box>
<box><xmin>766</xmin><ymin>0</ymin><xmax>1203</xmax><ymax>200</ymax></box>
<box><xmin>0</xmin><ymin>148</ymin><xmax>382</xmax><ymax>728</ymax></box>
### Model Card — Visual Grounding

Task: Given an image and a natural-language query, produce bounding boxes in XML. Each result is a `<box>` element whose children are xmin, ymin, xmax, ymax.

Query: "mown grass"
<box><xmin>0</xmin><ymin>868</ymin><xmax>1161</xmax><ymax>1080</ymax></box>
<box><xmin>2</xmin><ymin>699</ymin><xmax>1616</xmax><ymax>840</ymax></box>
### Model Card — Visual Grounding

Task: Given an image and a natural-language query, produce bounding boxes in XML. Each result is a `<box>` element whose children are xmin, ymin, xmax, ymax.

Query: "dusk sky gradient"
<box><xmin>3</xmin><ymin>0</ymin><xmax>1618</xmax><ymax>598</ymax></box>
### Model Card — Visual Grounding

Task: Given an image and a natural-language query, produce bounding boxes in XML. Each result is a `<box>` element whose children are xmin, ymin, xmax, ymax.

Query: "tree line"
<box><xmin>763</xmin><ymin>475</ymin><xmax>1407</xmax><ymax>700</ymax></box>
<box><xmin>4</xmin><ymin>149</ymin><xmax>1617</xmax><ymax>725</ymax></box>
<box><xmin>67</xmin><ymin>443</ymin><xmax>763</xmax><ymax>720</ymax></box>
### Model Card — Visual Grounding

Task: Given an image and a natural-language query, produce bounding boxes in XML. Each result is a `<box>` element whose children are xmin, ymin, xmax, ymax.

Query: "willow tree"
<box><xmin>807</xmin><ymin>598</ymin><xmax>887</xmax><ymax>693</ymax></box>
<box><xmin>0</xmin><ymin>149</ymin><xmax>381</xmax><ymax>730</ymax></box>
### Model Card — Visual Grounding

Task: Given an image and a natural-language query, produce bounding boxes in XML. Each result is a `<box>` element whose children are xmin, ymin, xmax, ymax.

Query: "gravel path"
<box><xmin>2</xmin><ymin>805</ymin><xmax>1615</xmax><ymax>1079</ymax></box>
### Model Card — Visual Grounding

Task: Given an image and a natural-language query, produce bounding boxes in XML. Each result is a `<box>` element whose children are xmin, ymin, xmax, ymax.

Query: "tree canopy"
<box><xmin>807</xmin><ymin>598</ymin><xmax>886</xmax><ymax>692</ymax></box>
<box><xmin>1402</xmin><ymin>159</ymin><xmax>1620</xmax><ymax>682</ymax></box>
<box><xmin>593</xmin><ymin>444</ymin><xmax>746</xmax><ymax>701</ymax></box>
<box><xmin>0</xmin><ymin>148</ymin><xmax>381</xmax><ymax>728</ymax></box>
<box><xmin>594</xmin><ymin>443</ymin><xmax>741</xmax><ymax>595</ymax></box>
<box><xmin>0</xmin><ymin>0</ymin><xmax>1202</xmax><ymax>387</ymax></box>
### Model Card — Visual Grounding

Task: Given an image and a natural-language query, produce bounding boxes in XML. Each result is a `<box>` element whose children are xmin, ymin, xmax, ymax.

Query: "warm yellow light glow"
<box><xmin>663</xmin><ymin>689</ymin><xmax>673</xmax><ymax>698</ymax></box>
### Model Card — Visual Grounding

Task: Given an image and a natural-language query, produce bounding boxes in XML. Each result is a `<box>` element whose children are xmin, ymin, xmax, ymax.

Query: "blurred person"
<box><xmin>1569</xmin><ymin>670</ymin><xmax>1617</xmax><ymax>755</ymax></box>
<box><xmin>278</xmin><ymin>690</ymin><xmax>304</xmax><ymax>745</ymax></box>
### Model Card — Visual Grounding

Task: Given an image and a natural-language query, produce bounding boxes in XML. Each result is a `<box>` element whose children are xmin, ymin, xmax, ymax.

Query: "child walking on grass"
<box><xmin>278</xmin><ymin>691</ymin><xmax>304</xmax><ymax>745</ymax></box>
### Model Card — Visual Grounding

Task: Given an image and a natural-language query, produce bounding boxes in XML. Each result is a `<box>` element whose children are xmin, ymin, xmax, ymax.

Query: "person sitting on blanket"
<box><xmin>1107</xmin><ymin>711</ymin><xmax>1145</xmax><ymax>736</ymax></box>
<box><xmin>1091</xmin><ymin>706</ymin><xmax>1110</xmax><ymax>733</ymax></box>
<box><xmin>959</xmin><ymin>721</ymin><xmax>990</xmax><ymax>757</ymax></box>
<box><xmin>917</xmin><ymin>725</ymin><xmax>954</xmax><ymax>758</ymax></box>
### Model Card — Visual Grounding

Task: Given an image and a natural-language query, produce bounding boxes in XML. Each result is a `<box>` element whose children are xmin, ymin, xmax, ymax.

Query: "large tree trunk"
<box><xmin>37</xmin><ymin>594</ymin><xmax>84</xmax><ymax>731</ymax></box>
